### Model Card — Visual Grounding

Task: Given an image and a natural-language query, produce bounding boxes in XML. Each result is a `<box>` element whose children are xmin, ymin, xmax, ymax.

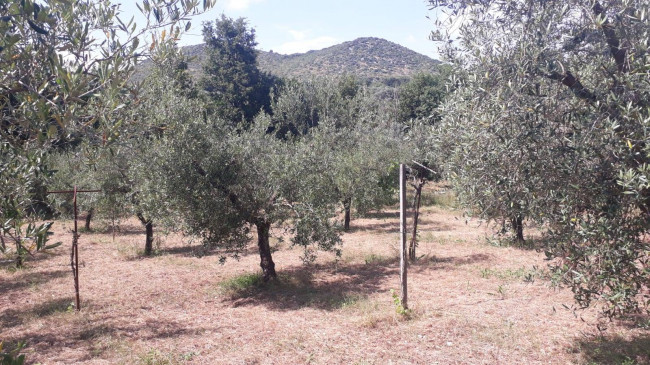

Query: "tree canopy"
<box><xmin>201</xmin><ymin>15</ymin><xmax>276</xmax><ymax>124</ymax></box>
<box><xmin>0</xmin><ymin>0</ymin><xmax>215</xmax><ymax>265</ymax></box>
<box><xmin>430</xmin><ymin>0</ymin><xmax>650</xmax><ymax>316</ymax></box>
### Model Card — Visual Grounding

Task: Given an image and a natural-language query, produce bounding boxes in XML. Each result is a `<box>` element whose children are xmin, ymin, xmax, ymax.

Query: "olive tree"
<box><xmin>430</xmin><ymin>0</ymin><xmax>650</xmax><ymax>316</ymax></box>
<box><xmin>397</xmin><ymin>68</ymin><xmax>452</xmax><ymax>125</ymax></box>
<box><xmin>0</xmin><ymin>0</ymin><xmax>215</xmax><ymax>266</ymax></box>
<box><xmin>267</xmin><ymin>76</ymin><xmax>410</xmax><ymax>231</ymax></box>
<box><xmin>148</xmin><ymin>113</ymin><xmax>341</xmax><ymax>281</ymax></box>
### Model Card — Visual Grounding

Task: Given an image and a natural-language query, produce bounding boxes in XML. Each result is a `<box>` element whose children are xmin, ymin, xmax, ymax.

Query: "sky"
<box><xmin>120</xmin><ymin>0</ymin><xmax>440</xmax><ymax>59</ymax></box>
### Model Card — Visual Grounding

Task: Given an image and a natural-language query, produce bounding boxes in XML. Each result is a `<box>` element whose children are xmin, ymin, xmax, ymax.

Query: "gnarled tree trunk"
<box><xmin>511</xmin><ymin>216</ymin><xmax>524</xmax><ymax>244</ymax></box>
<box><xmin>136</xmin><ymin>213</ymin><xmax>154</xmax><ymax>256</ymax></box>
<box><xmin>85</xmin><ymin>208</ymin><xmax>94</xmax><ymax>231</ymax></box>
<box><xmin>256</xmin><ymin>220</ymin><xmax>276</xmax><ymax>281</ymax></box>
<box><xmin>15</xmin><ymin>237</ymin><xmax>23</xmax><ymax>268</ymax></box>
<box><xmin>343</xmin><ymin>197</ymin><xmax>352</xmax><ymax>231</ymax></box>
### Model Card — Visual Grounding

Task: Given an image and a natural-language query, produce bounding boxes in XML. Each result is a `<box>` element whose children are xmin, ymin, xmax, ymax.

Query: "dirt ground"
<box><xmin>1</xmin><ymin>198</ymin><xmax>649</xmax><ymax>364</ymax></box>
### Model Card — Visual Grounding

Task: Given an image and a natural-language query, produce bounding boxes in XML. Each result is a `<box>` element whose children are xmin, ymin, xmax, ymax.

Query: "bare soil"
<box><xmin>1</xmin><ymin>201</ymin><xmax>649</xmax><ymax>364</ymax></box>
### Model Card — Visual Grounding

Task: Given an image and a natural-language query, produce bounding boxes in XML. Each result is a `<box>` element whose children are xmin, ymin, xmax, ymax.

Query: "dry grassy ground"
<box><xmin>1</xmin><ymin>195</ymin><xmax>649</xmax><ymax>364</ymax></box>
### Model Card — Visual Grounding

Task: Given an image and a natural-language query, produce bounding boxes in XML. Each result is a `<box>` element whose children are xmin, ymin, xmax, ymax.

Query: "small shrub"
<box><xmin>390</xmin><ymin>289</ymin><xmax>412</xmax><ymax>319</ymax></box>
<box><xmin>364</xmin><ymin>253</ymin><xmax>390</xmax><ymax>266</ymax></box>
<box><xmin>0</xmin><ymin>342</ymin><xmax>26</xmax><ymax>365</ymax></box>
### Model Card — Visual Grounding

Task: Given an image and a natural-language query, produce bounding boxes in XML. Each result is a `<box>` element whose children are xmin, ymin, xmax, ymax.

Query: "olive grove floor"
<box><xmin>1</xmin><ymin>202</ymin><xmax>649</xmax><ymax>364</ymax></box>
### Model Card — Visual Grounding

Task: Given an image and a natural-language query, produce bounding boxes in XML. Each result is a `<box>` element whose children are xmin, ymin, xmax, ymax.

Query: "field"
<box><xmin>1</xmin><ymin>194</ymin><xmax>649</xmax><ymax>364</ymax></box>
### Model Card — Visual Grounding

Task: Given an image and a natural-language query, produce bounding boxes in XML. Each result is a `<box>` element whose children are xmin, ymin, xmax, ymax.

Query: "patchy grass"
<box><xmin>136</xmin><ymin>348</ymin><xmax>197</xmax><ymax>365</ymax></box>
<box><xmin>479</xmin><ymin>266</ymin><xmax>539</xmax><ymax>281</ymax></box>
<box><xmin>218</xmin><ymin>272</ymin><xmax>265</xmax><ymax>298</ymax></box>
<box><xmin>363</xmin><ymin>253</ymin><xmax>394</xmax><ymax>266</ymax></box>
<box><xmin>572</xmin><ymin>334</ymin><xmax>650</xmax><ymax>365</ymax></box>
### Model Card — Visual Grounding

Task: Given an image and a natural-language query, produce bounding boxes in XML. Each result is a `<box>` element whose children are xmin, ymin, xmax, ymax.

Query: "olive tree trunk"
<box><xmin>511</xmin><ymin>216</ymin><xmax>524</xmax><ymax>244</ymax></box>
<box><xmin>343</xmin><ymin>197</ymin><xmax>352</xmax><ymax>231</ymax></box>
<box><xmin>256</xmin><ymin>220</ymin><xmax>277</xmax><ymax>281</ymax></box>
<box><xmin>136</xmin><ymin>213</ymin><xmax>154</xmax><ymax>256</ymax></box>
<box><xmin>85</xmin><ymin>208</ymin><xmax>94</xmax><ymax>231</ymax></box>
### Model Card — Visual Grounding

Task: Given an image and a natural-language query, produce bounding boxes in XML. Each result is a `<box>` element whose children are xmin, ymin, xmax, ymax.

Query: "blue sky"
<box><xmin>121</xmin><ymin>0</ymin><xmax>439</xmax><ymax>59</ymax></box>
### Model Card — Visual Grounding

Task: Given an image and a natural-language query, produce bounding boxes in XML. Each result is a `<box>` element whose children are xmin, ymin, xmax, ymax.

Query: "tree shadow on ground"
<box><xmin>411</xmin><ymin>253</ymin><xmax>493</xmax><ymax>273</ymax></box>
<box><xmin>0</xmin><ymin>268</ymin><xmax>69</xmax><ymax>297</ymax></box>
<box><xmin>574</xmin><ymin>333</ymin><xmax>650</xmax><ymax>364</ymax></box>
<box><xmin>221</xmin><ymin>262</ymin><xmax>398</xmax><ymax>312</ymax></box>
<box><xmin>347</xmin><ymin>221</ymin><xmax>400</xmax><ymax>233</ymax></box>
<box><xmin>0</xmin><ymin>295</ymin><xmax>75</xmax><ymax>330</ymax></box>
<box><xmin>361</xmin><ymin>211</ymin><xmax>399</xmax><ymax>219</ymax></box>
<box><xmin>95</xmin><ymin>223</ymin><xmax>145</xmax><ymax>236</ymax></box>
<box><xmin>159</xmin><ymin>243</ymin><xmax>261</xmax><ymax>259</ymax></box>
<box><xmin>2</xmin><ymin>313</ymin><xmax>212</xmax><ymax>364</ymax></box>
<box><xmin>483</xmin><ymin>230</ymin><xmax>550</xmax><ymax>252</ymax></box>
<box><xmin>347</xmin><ymin>218</ymin><xmax>453</xmax><ymax>234</ymax></box>
<box><xmin>219</xmin><ymin>252</ymin><xmax>492</xmax><ymax>312</ymax></box>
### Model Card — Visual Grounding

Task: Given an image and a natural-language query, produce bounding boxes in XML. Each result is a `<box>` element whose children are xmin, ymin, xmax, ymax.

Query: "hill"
<box><xmin>176</xmin><ymin>37</ymin><xmax>440</xmax><ymax>83</ymax></box>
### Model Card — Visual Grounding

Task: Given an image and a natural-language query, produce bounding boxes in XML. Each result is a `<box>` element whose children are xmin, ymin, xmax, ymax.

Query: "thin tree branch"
<box><xmin>592</xmin><ymin>2</ymin><xmax>628</xmax><ymax>73</ymax></box>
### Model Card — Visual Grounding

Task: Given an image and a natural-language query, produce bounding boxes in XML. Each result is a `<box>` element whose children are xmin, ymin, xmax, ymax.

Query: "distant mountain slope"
<box><xmin>178</xmin><ymin>37</ymin><xmax>439</xmax><ymax>83</ymax></box>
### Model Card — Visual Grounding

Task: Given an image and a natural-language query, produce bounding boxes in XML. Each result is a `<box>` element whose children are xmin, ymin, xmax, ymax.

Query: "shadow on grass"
<box><xmin>2</xmin><ymin>314</ymin><xmax>213</xmax><ymax>364</ymax></box>
<box><xmin>219</xmin><ymin>262</ymin><xmax>398</xmax><ymax>312</ymax></box>
<box><xmin>575</xmin><ymin>334</ymin><xmax>650</xmax><ymax>364</ymax></box>
<box><xmin>484</xmin><ymin>231</ymin><xmax>550</xmax><ymax>252</ymax></box>
<box><xmin>96</xmin><ymin>223</ymin><xmax>146</xmax><ymax>236</ymax></box>
<box><xmin>347</xmin><ymin>218</ymin><xmax>453</xmax><ymax>234</ymax></box>
<box><xmin>413</xmin><ymin>253</ymin><xmax>492</xmax><ymax>271</ymax></box>
<box><xmin>218</xmin><ymin>251</ymin><xmax>491</xmax><ymax>312</ymax></box>
<box><xmin>0</xmin><ymin>268</ymin><xmax>69</xmax><ymax>296</ymax></box>
<box><xmin>161</xmin><ymin>243</ymin><xmax>261</xmax><ymax>259</ymax></box>
<box><xmin>361</xmin><ymin>211</ymin><xmax>399</xmax><ymax>219</ymax></box>
<box><xmin>0</xmin><ymin>295</ymin><xmax>75</xmax><ymax>329</ymax></box>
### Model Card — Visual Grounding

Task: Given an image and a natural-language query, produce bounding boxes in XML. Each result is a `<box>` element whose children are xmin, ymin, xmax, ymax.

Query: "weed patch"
<box><xmin>364</xmin><ymin>253</ymin><xmax>393</xmax><ymax>266</ymax></box>
<box><xmin>219</xmin><ymin>272</ymin><xmax>265</xmax><ymax>298</ymax></box>
<box><xmin>479</xmin><ymin>266</ymin><xmax>545</xmax><ymax>282</ymax></box>
<box><xmin>136</xmin><ymin>348</ymin><xmax>196</xmax><ymax>365</ymax></box>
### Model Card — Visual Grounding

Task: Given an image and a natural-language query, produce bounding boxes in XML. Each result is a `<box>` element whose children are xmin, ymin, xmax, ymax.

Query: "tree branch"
<box><xmin>592</xmin><ymin>2</ymin><xmax>628</xmax><ymax>73</ymax></box>
<box><xmin>546</xmin><ymin>71</ymin><xmax>597</xmax><ymax>102</ymax></box>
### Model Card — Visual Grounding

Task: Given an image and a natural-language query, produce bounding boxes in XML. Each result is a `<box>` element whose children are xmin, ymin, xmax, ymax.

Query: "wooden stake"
<box><xmin>47</xmin><ymin>187</ymin><xmax>100</xmax><ymax>312</ymax></box>
<box><xmin>399</xmin><ymin>164</ymin><xmax>408</xmax><ymax>309</ymax></box>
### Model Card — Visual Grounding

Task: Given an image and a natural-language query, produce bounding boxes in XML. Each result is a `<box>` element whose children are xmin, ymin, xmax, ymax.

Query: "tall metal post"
<box><xmin>399</xmin><ymin>164</ymin><xmax>408</xmax><ymax>309</ymax></box>
<box><xmin>72</xmin><ymin>186</ymin><xmax>81</xmax><ymax>311</ymax></box>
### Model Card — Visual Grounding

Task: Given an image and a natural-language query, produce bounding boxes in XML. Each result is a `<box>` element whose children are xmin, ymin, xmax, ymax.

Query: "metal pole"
<box><xmin>399</xmin><ymin>164</ymin><xmax>408</xmax><ymax>309</ymax></box>
<box><xmin>72</xmin><ymin>186</ymin><xmax>81</xmax><ymax>311</ymax></box>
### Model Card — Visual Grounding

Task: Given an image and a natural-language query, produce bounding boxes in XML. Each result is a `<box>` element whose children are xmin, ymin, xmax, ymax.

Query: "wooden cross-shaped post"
<box><xmin>47</xmin><ymin>186</ymin><xmax>101</xmax><ymax>311</ymax></box>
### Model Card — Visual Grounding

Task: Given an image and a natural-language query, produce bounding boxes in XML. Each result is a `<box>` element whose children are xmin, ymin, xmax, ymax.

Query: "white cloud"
<box><xmin>274</xmin><ymin>36</ymin><xmax>338</xmax><ymax>54</ymax></box>
<box><xmin>288</xmin><ymin>30</ymin><xmax>307</xmax><ymax>41</ymax></box>
<box><xmin>223</xmin><ymin>0</ymin><xmax>265</xmax><ymax>11</ymax></box>
<box><xmin>270</xmin><ymin>28</ymin><xmax>337</xmax><ymax>54</ymax></box>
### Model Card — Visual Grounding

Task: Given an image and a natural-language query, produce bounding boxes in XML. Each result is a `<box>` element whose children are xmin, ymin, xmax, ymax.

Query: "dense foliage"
<box><xmin>430</xmin><ymin>0</ymin><xmax>650</xmax><ymax>316</ymax></box>
<box><xmin>0</xmin><ymin>0</ymin><xmax>215</xmax><ymax>265</ymax></box>
<box><xmin>200</xmin><ymin>15</ymin><xmax>276</xmax><ymax>124</ymax></box>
